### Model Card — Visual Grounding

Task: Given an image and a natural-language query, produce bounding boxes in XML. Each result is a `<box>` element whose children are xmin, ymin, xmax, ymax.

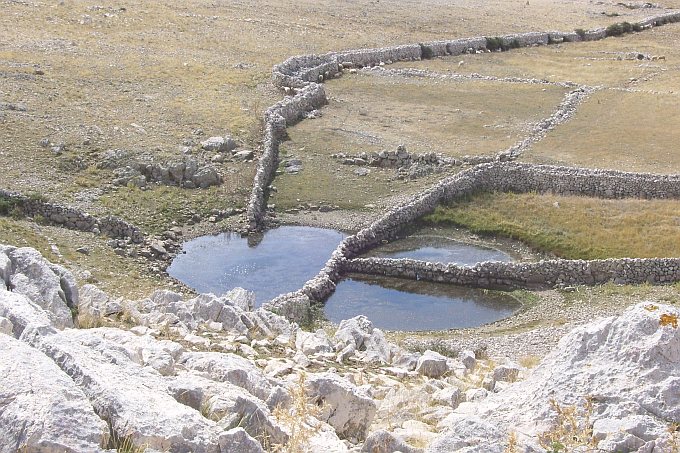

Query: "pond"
<box><xmin>167</xmin><ymin>226</ymin><xmax>347</xmax><ymax>305</ymax></box>
<box><xmin>168</xmin><ymin>226</ymin><xmax>519</xmax><ymax>330</ymax></box>
<box><xmin>324</xmin><ymin>275</ymin><xmax>519</xmax><ymax>331</ymax></box>
<box><xmin>364</xmin><ymin>227</ymin><xmax>513</xmax><ymax>265</ymax></box>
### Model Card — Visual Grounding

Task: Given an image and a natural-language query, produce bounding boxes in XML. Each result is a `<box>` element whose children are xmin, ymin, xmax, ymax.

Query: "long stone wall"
<box><xmin>0</xmin><ymin>189</ymin><xmax>144</xmax><ymax>242</ymax></box>
<box><xmin>344</xmin><ymin>257</ymin><xmax>680</xmax><ymax>290</ymax></box>
<box><xmin>247</xmin><ymin>10</ymin><xmax>680</xmax><ymax>234</ymax></box>
<box><xmin>264</xmin><ymin>162</ymin><xmax>680</xmax><ymax>321</ymax></box>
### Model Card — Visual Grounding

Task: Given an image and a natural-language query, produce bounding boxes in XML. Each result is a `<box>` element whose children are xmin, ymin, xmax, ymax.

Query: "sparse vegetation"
<box><xmin>538</xmin><ymin>398</ymin><xmax>596</xmax><ymax>452</ymax></box>
<box><xmin>425</xmin><ymin>193</ymin><xmax>680</xmax><ymax>259</ymax></box>
<box><xmin>271</xmin><ymin>373</ymin><xmax>324</xmax><ymax>453</ymax></box>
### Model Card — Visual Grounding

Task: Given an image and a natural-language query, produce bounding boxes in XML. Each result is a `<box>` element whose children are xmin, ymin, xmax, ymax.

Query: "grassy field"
<box><xmin>424</xmin><ymin>192</ymin><xmax>680</xmax><ymax>260</ymax></box>
<box><xmin>386</xmin><ymin>25</ymin><xmax>680</xmax><ymax>173</ymax></box>
<box><xmin>273</xmin><ymin>76</ymin><xmax>566</xmax><ymax>210</ymax></box>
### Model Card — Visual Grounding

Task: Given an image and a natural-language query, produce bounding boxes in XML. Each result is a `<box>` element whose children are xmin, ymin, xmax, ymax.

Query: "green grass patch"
<box><xmin>99</xmin><ymin>184</ymin><xmax>245</xmax><ymax>234</ymax></box>
<box><xmin>423</xmin><ymin>192</ymin><xmax>680</xmax><ymax>260</ymax></box>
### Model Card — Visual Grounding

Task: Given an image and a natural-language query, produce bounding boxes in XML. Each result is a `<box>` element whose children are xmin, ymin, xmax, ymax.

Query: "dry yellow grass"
<box><xmin>527</xmin><ymin>90</ymin><xmax>680</xmax><ymax>173</ymax></box>
<box><xmin>426</xmin><ymin>192</ymin><xmax>680</xmax><ymax>259</ymax></box>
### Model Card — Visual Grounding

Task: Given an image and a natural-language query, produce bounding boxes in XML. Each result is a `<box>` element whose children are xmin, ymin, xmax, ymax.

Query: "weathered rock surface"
<box><xmin>2</xmin><ymin>246</ymin><xmax>76</xmax><ymax>328</ymax></box>
<box><xmin>428</xmin><ymin>302</ymin><xmax>680</xmax><ymax>452</ymax></box>
<box><xmin>415</xmin><ymin>350</ymin><xmax>449</xmax><ymax>378</ymax></box>
<box><xmin>0</xmin><ymin>335</ymin><xmax>107</xmax><ymax>453</ymax></box>
<box><xmin>306</xmin><ymin>372</ymin><xmax>377</xmax><ymax>442</ymax></box>
<box><xmin>23</xmin><ymin>328</ymin><xmax>224</xmax><ymax>452</ymax></box>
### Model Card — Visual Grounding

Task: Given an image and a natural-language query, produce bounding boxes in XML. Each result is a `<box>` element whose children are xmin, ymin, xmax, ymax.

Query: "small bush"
<box><xmin>606</xmin><ymin>22</ymin><xmax>634</xmax><ymax>37</ymax></box>
<box><xmin>0</xmin><ymin>198</ymin><xmax>15</xmax><ymax>215</ymax></box>
<box><xmin>574</xmin><ymin>28</ymin><xmax>586</xmax><ymax>39</ymax></box>
<box><xmin>420</xmin><ymin>44</ymin><xmax>434</xmax><ymax>59</ymax></box>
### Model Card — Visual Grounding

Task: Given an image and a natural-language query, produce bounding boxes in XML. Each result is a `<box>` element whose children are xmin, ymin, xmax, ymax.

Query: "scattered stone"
<box><xmin>416</xmin><ymin>350</ymin><xmax>449</xmax><ymax>378</ymax></box>
<box><xmin>200</xmin><ymin>136</ymin><xmax>237</xmax><ymax>153</ymax></box>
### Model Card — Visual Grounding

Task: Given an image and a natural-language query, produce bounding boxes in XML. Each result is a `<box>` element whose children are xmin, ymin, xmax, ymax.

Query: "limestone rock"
<box><xmin>79</xmin><ymin>284</ymin><xmax>122</xmax><ymax>318</ymax></box>
<box><xmin>306</xmin><ymin>372</ymin><xmax>377</xmax><ymax>442</ymax></box>
<box><xmin>169</xmin><ymin>371</ymin><xmax>287</xmax><ymax>445</ymax></box>
<box><xmin>23</xmin><ymin>328</ymin><xmax>223</xmax><ymax>452</ymax></box>
<box><xmin>415</xmin><ymin>350</ymin><xmax>449</xmax><ymax>378</ymax></box>
<box><xmin>363</xmin><ymin>328</ymin><xmax>398</xmax><ymax>364</ymax></box>
<box><xmin>432</xmin><ymin>387</ymin><xmax>463</xmax><ymax>409</ymax></box>
<box><xmin>5</xmin><ymin>247</ymin><xmax>76</xmax><ymax>328</ymax></box>
<box><xmin>218</xmin><ymin>428</ymin><xmax>265</xmax><ymax>453</ymax></box>
<box><xmin>0</xmin><ymin>316</ymin><xmax>12</xmax><ymax>335</ymax></box>
<box><xmin>179</xmin><ymin>351</ymin><xmax>276</xmax><ymax>401</ymax></box>
<box><xmin>296</xmin><ymin>328</ymin><xmax>334</xmax><ymax>355</ymax></box>
<box><xmin>459</xmin><ymin>350</ymin><xmax>476</xmax><ymax>370</ymax></box>
<box><xmin>0</xmin><ymin>335</ymin><xmax>107</xmax><ymax>452</ymax></box>
<box><xmin>201</xmin><ymin>136</ymin><xmax>237</xmax><ymax>153</ymax></box>
<box><xmin>334</xmin><ymin>315</ymin><xmax>374</xmax><ymax>350</ymax></box>
<box><xmin>429</xmin><ymin>302</ymin><xmax>680</xmax><ymax>451</ymax></box>
<box><xmin>0</xmin><ymin>289</ymin><xmax>55</xmax><ymax>338</ymax></box>
<box><xmin>362</xmin><ymin>429</ymin><xmax>422</xmax><ymax>453</ymax></box>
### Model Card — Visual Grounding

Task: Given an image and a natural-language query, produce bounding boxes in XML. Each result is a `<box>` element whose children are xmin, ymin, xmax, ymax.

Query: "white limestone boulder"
<box><xmin>78</xmin><ymin>284</ymin><xmax>122</xmax><ymax>318</ymax></box>
<box><xmin>306</xmin><ymin>372</ymin><xmax>377</xmax><ymax>442</ymax></box>
<box><xmin>415</xmin><ymin>350</ymin><xmax>449</xmax><ymax>378</ymax></box>
<box><xmin>296</xmin><ymin>328</ymin><xmax>334</xmax><ymax>355</ymax></box>
<box><xmin>0</xmin><ymin>334</ymin><xmax>107</xmax><ymax>452</ymax></box>
<box><xmin>0</xmin><ymin>289</ymin><xmax>55</xmax><ymax>338</ymax></box>
<box><xmin>428</xmin><ymin>302</ymin><xmax>680</xmax><ymax>452</ymax></box>
<box><xmin>4</xmin><ymin>247</ymin><xmax>76</xmax><ymax>328</ymax></box>
<box><xmin>334</xmin><ymin>315</ymin><xmax>373</xmax><ymax>350</ymax></box>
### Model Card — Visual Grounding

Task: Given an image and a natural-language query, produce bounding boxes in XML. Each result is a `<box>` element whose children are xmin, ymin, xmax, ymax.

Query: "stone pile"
<box><xmin>332</xmin><ymin>145</ymin><xmax>460</xmax><ymax>180</ymax></box>
<box><xmin>111</xmin><ymin>155</ymin><xmax>222</xmax><ymax>189</ymax></box>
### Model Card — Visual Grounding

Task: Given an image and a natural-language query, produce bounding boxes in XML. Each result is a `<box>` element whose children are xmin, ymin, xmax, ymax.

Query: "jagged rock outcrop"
<box><xmin>428</xmin><ymin>302</ymin><xmax>680</xmax><ymax>452</ymax></box>
<box><xmin>0</xmin><ymin>335</ymin><xmax>107</xmax><ymax>453</ymax></box>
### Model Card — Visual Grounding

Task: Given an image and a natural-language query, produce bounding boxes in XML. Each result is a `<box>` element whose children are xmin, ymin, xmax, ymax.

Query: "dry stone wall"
<box><xmin>345</xmin><ymin>257</ymin><xmax>680</xmax><ymax>290</ymax></box>
<box><xmin>0</xmin><ymin>189</ymin><xmax>143</xmax><ymax>242</ymax></box>
<box><xmin>265</xmin><ymin>162</ymin><xmax>680</xmax><ymax>321</ymax></box>
<box><xmin>247</xmin><ymin>12</ymin><xmax>680</xmax><ymax>320</ymax></box>
<box><xmin>248</xmin><ymin>10</ymin><xmax>680</xmax><ymax>233</ymax></box>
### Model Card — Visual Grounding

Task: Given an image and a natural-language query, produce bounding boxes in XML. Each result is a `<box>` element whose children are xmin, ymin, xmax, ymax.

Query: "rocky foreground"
<box><xmin>0</xmin><ymin>243</ymin><xmax>678</xmax><ymax>452</ymax></box>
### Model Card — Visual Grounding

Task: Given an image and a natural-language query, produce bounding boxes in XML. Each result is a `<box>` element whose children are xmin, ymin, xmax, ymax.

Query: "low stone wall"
<box><xmin>265</xmin><ymin>162</ymin><xmax>680</xmax><ymax>321</ymax></box>
<box><xmin>253</xmin><ymin>11</ymin><xmax>680</xmax><ymax>321</ymax></box>
<box><xmin>344</xmin><ymin>257</ymin><xmax>680</xmax><ymax>290</ymax></box>
<box><xmin>250</xmin><ymin>10</ymin><xmax>680</xmax><ymax>235</ymax></box>
<box><xmin>0</xmin><ymin>189</ymin><xmax>144</xmax><ymax>242</ymax></box>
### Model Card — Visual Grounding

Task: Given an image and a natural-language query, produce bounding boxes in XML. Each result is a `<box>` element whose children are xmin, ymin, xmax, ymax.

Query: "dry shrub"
<box><xmin>538</xmin><ymin>397</ymin><xmax>596</xmax><ymax>452</ymax></box>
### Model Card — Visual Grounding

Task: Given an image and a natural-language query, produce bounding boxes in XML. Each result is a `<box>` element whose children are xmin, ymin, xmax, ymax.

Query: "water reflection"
<box><xmin>167</xmin><ymin>226</ymin><xmax>347</xmax><ymax>305</ymax></box>
<box><xmin>324</xmin><ymin>274</ymin><xmax>519</xmax><ymax>331</ymax></box>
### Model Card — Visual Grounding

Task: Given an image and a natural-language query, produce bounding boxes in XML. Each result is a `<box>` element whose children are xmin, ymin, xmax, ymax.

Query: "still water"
<box><xmin>168</xmin><ymin>226</ymin><xmax>519</xmax><ymax>330</ymax></box>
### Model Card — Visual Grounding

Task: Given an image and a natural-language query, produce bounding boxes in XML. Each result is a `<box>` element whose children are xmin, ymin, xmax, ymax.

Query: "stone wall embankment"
<box><xmin>250</xmin><ymin>11</ymin><xmax>680</xmax><ymax>235</ymax></box>
<box><xmin>344</xmin><ymin>256</ymin><xmax>680</xmax><ymax>290</ymax></box>
<box><xmin>0</xmin><ymin>189</ymin><xmax>143</xmax><ymax>242</ymax></box>
<box><xmin>264</xmin><ymin>162</ymin><xmax>680</xmax><ymax>321</ymax></box>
